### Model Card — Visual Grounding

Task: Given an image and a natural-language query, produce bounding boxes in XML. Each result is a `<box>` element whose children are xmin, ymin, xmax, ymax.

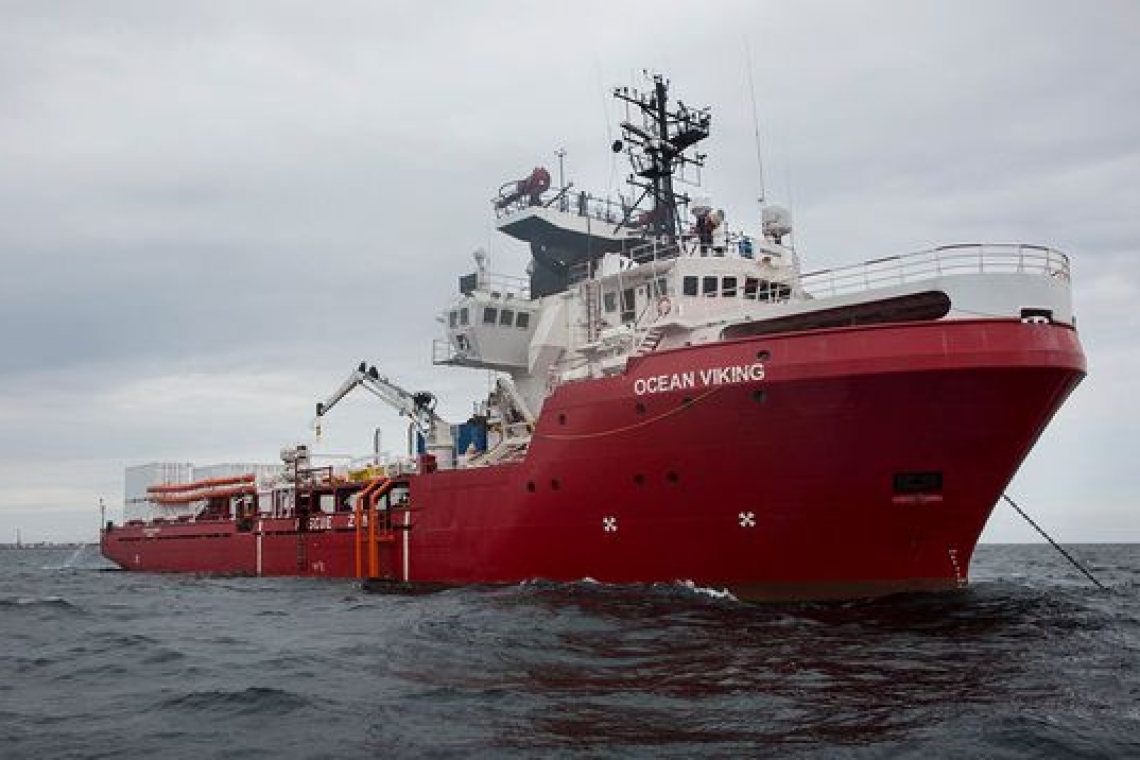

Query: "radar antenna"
<box><xmin>611</xmin><ymin>73</ymin><xmax>711</xmax><ymax>240</ymax></box>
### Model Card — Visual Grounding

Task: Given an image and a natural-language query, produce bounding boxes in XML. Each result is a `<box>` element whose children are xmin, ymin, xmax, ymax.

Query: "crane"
<box><xmin>314</xmin><ymin>362</ymin><xmax>454</xmax><ymax>465</ymax></box>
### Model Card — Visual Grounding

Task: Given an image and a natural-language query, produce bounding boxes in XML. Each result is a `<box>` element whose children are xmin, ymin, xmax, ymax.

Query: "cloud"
<box><xmin>1</xmin><ymin>0</ymin><xmax>1137</xmax><ymax>544</ymax></box>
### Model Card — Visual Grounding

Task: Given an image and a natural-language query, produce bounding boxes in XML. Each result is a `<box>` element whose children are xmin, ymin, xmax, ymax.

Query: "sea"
<box><xmin>1</xmin><ymin>545</ymin><xmax>1137</xmax><ymax>759</ymax></box>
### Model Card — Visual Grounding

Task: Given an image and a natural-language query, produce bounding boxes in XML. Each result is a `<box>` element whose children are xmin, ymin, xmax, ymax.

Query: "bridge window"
<box><xmin>460</xmin><ymin>307</ymin><xmax>469</xmax><ymax>326</ymax></box>
<box><xmin>702</xmin><ymin>276</ymin><xmax>718</xmax><ymax>296</ymax></box>
<box><xmin>516</xmin><ymin>312</ymin><xmax>530</xmax><ymax>329</ymax></box>
<box><xmin>723</xmin><ymin>276</ymin><xmax>738</xmax><ymax>297</ymax></box>
<box><xmin>744</xmin><ymin>278</ymin><xmax>759</xmax><ymax>300</ymax></box>
<box><xmin>621</xmin><ymin>288</ymin><xmax>635</xmax><ymax>323</ymax></box>
<box><xmin>683</xmin><ymin>276</ymin><xmax>698</xmax><ymax>296</ymax></box>
<box><xmin>483</xmin><ymin>306</ymin><xmax>498</xmax><ymax>324</ymax></box>
<box><xmin>448</xmin><ymin>311</ymin><xmax>458</xmax><ymax>329</ymax></box>
<box><xmin>603</xmin><ymin>292</ymin><xmax>617</xmax><ymax>313</ymax></box>
<box><xmin>499</xmin><ymin>308</ymin><xmax>514</xmax><ymax>326</ymax></box>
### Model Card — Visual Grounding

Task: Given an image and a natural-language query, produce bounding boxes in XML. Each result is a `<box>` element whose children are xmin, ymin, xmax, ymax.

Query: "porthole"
<box><xmin>756</xmin><ymin>350</ymin><xmax>771</xmax><ymax>361</ymax></box>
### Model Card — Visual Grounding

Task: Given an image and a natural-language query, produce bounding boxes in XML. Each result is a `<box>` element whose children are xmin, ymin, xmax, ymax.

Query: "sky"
<box><xmin>0</xmin><ymin>0</ymin><xmax>1137</xmax><ymax>544</ymax></box>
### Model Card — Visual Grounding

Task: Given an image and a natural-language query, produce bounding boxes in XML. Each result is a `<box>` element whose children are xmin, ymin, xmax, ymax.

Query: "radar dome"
<box><xmin>762</xmin><ymin>206</ymin><xmax>793</xmax><ymax>242</ymax></box>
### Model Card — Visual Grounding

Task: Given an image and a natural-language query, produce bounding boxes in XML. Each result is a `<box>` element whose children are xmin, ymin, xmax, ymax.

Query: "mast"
<box><xmin>612</xmin><ymin>73</ymin><xmax>711</xmax><ymax>240</ymax></box>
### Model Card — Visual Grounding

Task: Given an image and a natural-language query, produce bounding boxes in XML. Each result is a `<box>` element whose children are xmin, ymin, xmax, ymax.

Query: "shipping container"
<box><xmin>193</xmin><ymin>463</ymin><xmax>285</xmax><ymax>485</ymax></box>
<box><xmin>124</xmin><ymin>462</ymin><xmax>193</xmax><ymax>503</ymax></box>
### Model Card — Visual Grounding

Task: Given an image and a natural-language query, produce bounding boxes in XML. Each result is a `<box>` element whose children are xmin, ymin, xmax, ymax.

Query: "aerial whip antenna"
<box><xmin>744</xmin><ymin>37</ymin><xmax>767</xmax><ymax>206</ymax></box>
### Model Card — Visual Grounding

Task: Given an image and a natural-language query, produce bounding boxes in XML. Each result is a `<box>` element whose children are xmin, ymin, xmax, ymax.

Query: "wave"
<box><xmin>156</xmin><ymin>686</ymin><xmax>314</xmax><ymax>717</ymax></box>
<box><xmin>0</xmin><ymin>595</ymin><xmax>81</xmax><ymax>611</ymax></box>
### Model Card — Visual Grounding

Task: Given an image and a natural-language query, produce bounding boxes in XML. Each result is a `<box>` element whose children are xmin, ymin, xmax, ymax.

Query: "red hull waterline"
<box><xmin>101</xmin><ymin>319</ymin><xmax>1085</xmax><ymax>601</ymax></box>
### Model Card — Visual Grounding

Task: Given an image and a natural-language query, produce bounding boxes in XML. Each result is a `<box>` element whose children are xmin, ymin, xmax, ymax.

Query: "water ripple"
<box><xmin>1</xmin><ymin>544</ymin><xmax>1137</xmax><ymax>758</ymax></box>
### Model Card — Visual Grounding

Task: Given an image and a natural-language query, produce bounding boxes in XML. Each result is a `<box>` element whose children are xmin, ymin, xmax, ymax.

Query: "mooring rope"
<box><xmin>1002</xmin><ymin>493</ymin><xmax>1106</xmax><ymax>590</ymax></box>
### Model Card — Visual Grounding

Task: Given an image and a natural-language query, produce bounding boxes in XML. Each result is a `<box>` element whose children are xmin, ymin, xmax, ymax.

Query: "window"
<box><xmin>893</xmin><ymin>472</ymin><xmax>943</xmax><ymax>494</ymax></box>
<box><xmin>603</xmin><ymin>292</ymin><xmax>617</xmax><ymax>313</ymax></box>
<box><xmin>621</xmin><ymin>288</ymin><xmax>635</xmax><ymax>323</ymax></box>
<box><xmin>459</xmin><ymin>307</ymin><xmax>469</xmax><ymax>326</ymax></box>
<box><xmin>702</xmin><ymin>276</ymin><xmax>718</xmax><ymax>296</ymax></box>
<box><xmin>516</xmin><ymin>312</ymin><xmax>530</xmax><ymax>329</ymax></box>
<box><xmin>744</xmin><ymin>278</ymin><xmax>759</xmax><ymax>300</ymax></box>
<box><xmin>683</xmin><ymin>276</ymin><xmax>698</xmax><ymax>296</ymax></box>
<box><xmin>722</xmin><ymin>276</ymin><xmax>738</xmax><ymax>298</ymax></box>
<box><xmin>448</xmin><ymin>311</ymin><xmax>458</xmax><ymax>329</ymax></box>
<box><xmin>499</xmin><ymin>308</ymin><xmax>514</xmax><ymax>326</ymax></box>
<box><xmin>654</xmin><ymin>277</ymin><xmax>669</xmax><ymax>297</ymax></box>
<box><xmin>483</xmin><ymin>306</ymin><xmax>498</xmax><ymax>324</ymax></box>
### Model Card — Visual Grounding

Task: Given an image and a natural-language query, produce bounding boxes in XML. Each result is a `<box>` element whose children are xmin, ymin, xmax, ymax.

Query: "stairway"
<box><xmin>636</xmin><ymin>326</ymin><xmax>666</xmax><ymax>355</ymax></box>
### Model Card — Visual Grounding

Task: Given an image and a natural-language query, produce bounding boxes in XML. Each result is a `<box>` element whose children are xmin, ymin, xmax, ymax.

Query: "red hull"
<box><xmin>102</xmin><ymin>319</ymin><xmax>1085</xmax><ymax>601</ymax></box>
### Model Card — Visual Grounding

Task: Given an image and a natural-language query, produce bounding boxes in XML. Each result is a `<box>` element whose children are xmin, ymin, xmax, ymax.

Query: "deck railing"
<box><xmin>566</xmin><ymin>232</ymin><xmax>766</xmax><ymax>286</ymax></box>
<box><xmin>493</xmin><ymin>186</ymin><xmax>627</xmax><ymax>227</ymax></box>
<box><xmin>471</xmin><ymin>271</ymin><xmax>531</xmax><ymax>300</ymax></box>
<box><xmin>800</xmin><ymin>243</ymin><xmax>1070</xmax><ymax>298</ymax></box>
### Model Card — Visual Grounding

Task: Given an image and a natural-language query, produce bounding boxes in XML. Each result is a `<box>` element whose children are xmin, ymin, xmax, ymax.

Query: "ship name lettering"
<box><xmin>633</xmin><ymin>371</ymin><xmax>695</xmax><ymax>396</ymax></box>
<box><xmin>634</xmin><ymin>363</ymin><xmax>764</xmax><ymax>395</ymax></box>
<box><xmin>699</xmin><ymin>363</ymin><xmax>766</xmax><ymax>386</ymax></box>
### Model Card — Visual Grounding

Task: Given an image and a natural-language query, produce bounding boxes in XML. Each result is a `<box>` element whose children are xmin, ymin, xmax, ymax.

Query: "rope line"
<box><xmin>1002</xmin><ymin>493</ymin><xmax>1106</xmax><ymax>590</ymax></box>
<box><xmin>535</xmin><ymin>386</ymin><xmax>724</xmax><ymax>441</ymax></box>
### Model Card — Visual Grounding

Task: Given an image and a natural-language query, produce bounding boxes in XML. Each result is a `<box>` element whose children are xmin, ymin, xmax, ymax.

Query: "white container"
<box><xmin>124</xmin><ymin>462</ymin><xmax>193</xmax><ymax>503</ymax></box>
<box><xmin>194</xmin><ymin>463</ymin><xmax>285</xmax><ymax>485</ymax></box>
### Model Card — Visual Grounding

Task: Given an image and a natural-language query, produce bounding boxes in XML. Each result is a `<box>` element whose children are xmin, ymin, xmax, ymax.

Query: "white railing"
<box><xmin>493</xmin><ymin>185</ymin><xmax>626</xmax><ymax>227</ymax></box>
<box><xmin>800</xmin><ymin>243</ymin><xmax>1070</xmax><ymax>298</ymax></box>
<box><xmin>432</xmin><ymin>338</ymin><xmax>459</xmax><ymax>365</ymax></box>
<box><xmin>345</xmin><ymin>452</ymin><xmax>419</xmax><ymax>475</ymax></box>
<box><xmin>475</xmin><ymin>271</ymin><xmax>531</xmax><ymax>300</ymax></box>
<box><xmin>567</xmin><ymin>238</ymin><xmax>683</xmax><ymax>285</ymax></box>
<box><xmin>567</xmin><ymin>232</ymin><xmax>763</xmax><ymax>286</ymax></box>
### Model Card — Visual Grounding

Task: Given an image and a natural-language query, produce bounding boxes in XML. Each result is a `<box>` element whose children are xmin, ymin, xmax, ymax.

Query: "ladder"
<box><xmin>636</xmin><ymin>325</ymin><xmax>666</xmax><ymax>355</ymax></box>
<box><xmin>583</xmin><ymin>281</ymin><xmax>601</xmax><ymax>342</ymax></box>
<box><xmin>296</xmin><ymin>530</ymin><xmax>307</xmax><ymax>571</ymax></box>
<box><xmin>296</xmin><ymin>501</ymin><xmax>308</xmax><ymax>571</ymax></box>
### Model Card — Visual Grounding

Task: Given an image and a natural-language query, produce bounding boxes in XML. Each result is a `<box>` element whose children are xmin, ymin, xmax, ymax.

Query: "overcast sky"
<box><xmin>1</xmin><ymin>1</ymin><xmax>1137</xmax><ymax>545</ymax></box>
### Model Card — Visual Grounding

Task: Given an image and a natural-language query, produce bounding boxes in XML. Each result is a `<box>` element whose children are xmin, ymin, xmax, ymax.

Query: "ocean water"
<box><xmin>1</xmin><ymin>545</ymin><xmax>1137</xmax><ymax>759</ymax></box>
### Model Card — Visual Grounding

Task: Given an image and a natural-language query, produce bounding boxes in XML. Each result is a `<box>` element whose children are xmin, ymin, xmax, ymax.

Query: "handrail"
<box><xmin>494</xmin><ymin>186</ymin><xmax>627</xmax><ymax>227</ymax></box>
<box><xmin>471</xmin><ymin>271</ymin><xmax>531</xmax><ymax>300</ymax></box>
<box><xmin>800</xmin><ymin>243</ymin><xmax>1069</xmax><ymax>298</ymax></box>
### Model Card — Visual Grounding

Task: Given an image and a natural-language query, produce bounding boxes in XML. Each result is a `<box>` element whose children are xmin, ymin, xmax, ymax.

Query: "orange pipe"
<box><xmin>354</xmin><ymin>477</ymin><xmax>387</xmax><ymax>579</ymax></box>
<box><xmin>368</xmin><ymin>497</ymin><xmax>378</xmax><ymax>578</ymax></box>
<box><xmin>354</xmin><ymin>497</ymin><xmax>364</xmax><ymax>579</ymax></box>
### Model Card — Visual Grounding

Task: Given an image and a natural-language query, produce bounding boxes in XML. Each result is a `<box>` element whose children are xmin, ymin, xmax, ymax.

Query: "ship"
<box><xmin>100</xmin><ymin>73</ymin><xmax>1086</xmax><ymax>601</ymax></box>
